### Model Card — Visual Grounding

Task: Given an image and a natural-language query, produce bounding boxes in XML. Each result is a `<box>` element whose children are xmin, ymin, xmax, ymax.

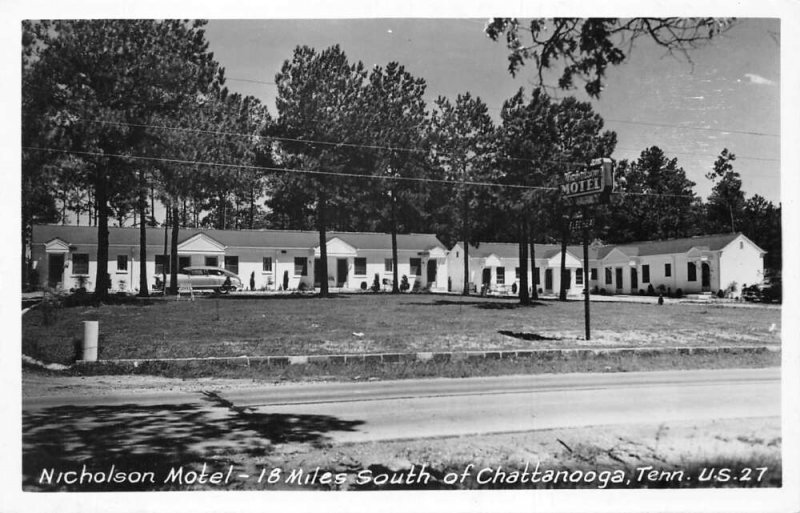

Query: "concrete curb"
<box><xmin>73</xmin><ymin>345</ymin><xmax>781</xmax><ymax>367</ymax></box>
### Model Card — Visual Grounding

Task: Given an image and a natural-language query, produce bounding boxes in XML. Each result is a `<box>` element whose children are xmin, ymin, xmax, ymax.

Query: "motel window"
<box><xmin>205</xmin><ymin>256</ymin><xmax>218</xmax><ymax>267</ymax></box>
<box><xmin>262</xmin><ymin>257</ymin><xmax>273</xmax><ymax>273</ymax></box>
<box><xmin>384</xmin><ymin>258</ymin><xmax>393</xmax><ymax>273</ymax></box>
<box><xmin>73</xmin><ymin>253</ymin><xmax>89</xmax><ymax>275</ymax></box>
<box><xmin>576</xmin><ymin>267</ymin><xmax>583</xmax><ymax>285</ymax></box>
<box><xmin>354</xmin><ymin>257</ymin><xmax>367</xmax><ymax>276</ymax></box>
<box><xmin>224</xmin><ymin>256</ymin><xmax>239</xmax><ymax>275</ymax></box>
<box><xmin>665</xmin><ymin>263</ymin><xmax>672</xmax><ymax>277</ymax></box>
<box><xmin>605</xmin><ymin>268</ymin><xmax>612</xmax><ymax>285</ymax></box>
<box><xmin>155</xmin><ymin>255</ymin><xmax>169</xmax><ymax>275</ymax></box>
<box><xmin>294</xmin><ymin>257</ymin><xmax>307</xmax><ymax>276</ymax></box>
<box><xmin>178</xmin><ymin>256</ymin><xmax>191</xmax><ymax>272</ymax></box>
<box><xmin>687</xmin><ymin>262</ymin><xmax>697</xmax><ymax>282</ymax></box>
<box><xmin>496</xmin><ymin>267</ymin><xmax>505</xmax><ymax>285</ymax></box>
<box><xmin>116</xmin><ymin>255</ymin><xmax>128</xmax><ymax>272</ymax></box>
<box><xmin>591</xmin><ymin>268</ymin><xmax>598</xmax><ymax>281</ymax></box>
<box><xmin>410</xmin><ymin>258</ymin><xmax>421</xmax><ymax>275</ymax></box>
<box><xmin>642</xmin><ymin>265</ymin><xmax>650</xmax><ymax>283</ymax></box>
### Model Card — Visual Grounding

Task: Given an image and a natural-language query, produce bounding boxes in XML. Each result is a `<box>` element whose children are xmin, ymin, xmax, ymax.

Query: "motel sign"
<box><xmin>561</xmin><ymin>158</ymin><xmax>614</xmax><ymax>206</ymax></box>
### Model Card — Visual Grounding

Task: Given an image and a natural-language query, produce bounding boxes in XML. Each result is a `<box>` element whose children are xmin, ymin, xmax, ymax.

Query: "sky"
<box><xmin>202</xmin><ymin>18</ymin><xmax>781</xmax><ymax>203</ymax></box>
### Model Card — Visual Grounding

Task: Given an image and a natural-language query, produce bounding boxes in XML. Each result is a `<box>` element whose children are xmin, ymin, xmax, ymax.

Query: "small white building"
<box><xmin>447</xmin><ymin>233</ymin><xmax>765</xmax><ymax>298</ymax></box>
<box><xmin>594</xmin><ymin>233</ymin><xmax>766</xmax><ymax>297</ymax></box>
<box><xmin>30</xmin><ymin>225</ymin><xmax>449</xmax><ymax>293</ymax></box>
<box><xmin>446</xmin><ymin>242</ymin><xmax>598</xmax><ymax>296</ymax></box>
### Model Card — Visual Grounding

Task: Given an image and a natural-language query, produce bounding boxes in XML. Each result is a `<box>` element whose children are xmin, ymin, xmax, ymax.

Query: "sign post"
<box><xmin>561</xmin><ymin>158</ymin><xmax>614</xmax><ymax>341</ymax></box>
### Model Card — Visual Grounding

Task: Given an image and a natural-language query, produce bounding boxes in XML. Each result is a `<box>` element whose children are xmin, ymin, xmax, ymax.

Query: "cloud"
<box><xmin>743</xmin><ymin>73</ymin><xmax>776</xmax><ymax>86</ymax></box>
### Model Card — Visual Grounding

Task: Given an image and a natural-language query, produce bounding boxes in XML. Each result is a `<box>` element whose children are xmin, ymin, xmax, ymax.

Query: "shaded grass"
<box><xmin>22</xmin><ymin>294</ymin><xmax>782</xmax><ymax>365</ymax></box>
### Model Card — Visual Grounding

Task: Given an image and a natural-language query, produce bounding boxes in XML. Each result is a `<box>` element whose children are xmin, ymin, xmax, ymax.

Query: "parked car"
<box><xmin>742</xmin><ymin>277</ymin><xmax>781</xmax><ymax>303</ymax></box>
<box><xmin>154</xmin><ymin>266</ymin><xmax>242</xmax><ymax>293</ymax></box>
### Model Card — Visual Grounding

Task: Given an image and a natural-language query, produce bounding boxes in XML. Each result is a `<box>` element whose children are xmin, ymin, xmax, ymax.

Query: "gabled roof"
<box><xmin>466</xmin><ymin>242</ymin><xmax>599</xmax><ymax>261</ymax></box>
<box><xmin>31</xmin><ymin>225</ymin><xmax>447</xmax><ymax>253</ymax></box>
<box><xmin>604</xmin><ymin>233</ymin><xmax>756</xmax><ymax>257</ymax></box>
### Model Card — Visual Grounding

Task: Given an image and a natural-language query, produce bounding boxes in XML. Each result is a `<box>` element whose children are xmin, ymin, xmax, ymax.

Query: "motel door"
<box><xmin>48</xmin><ymin>254</ymin><xmax>64</xmax><ymax>288</ymax></box>
<box><xmin>336</xmin><ymin>258</ymin><xmax>348</xmax><ymax>287</ymax></box>
<box><xmin>615</xmin><ymin>268</ymin><xmax>623</xmax><ymax>291</ymax></box>
<box><xmin>482</xmin><ymin>268</ymin><xmax>491</xmax><ymax>287</ymax></box>
<box><xmin>426</xmin><ymin>259</ymin><xmax>437</xmax><ymax>285</ymax></box>
<box><xmin>630</xmin><ymin>268</ymin><xmax>638</xmax><ymax>293</ymax></box>
<box><xmin>314</xmin><ymin>258</ymin><xmax>322</xmax><ymax>288</ymax></box>
<box><xmin>701</xmin><ymin>263</ymin><xmax>711</xmax><ymax>292</ymax></box>
<box><xmin>544</xmin><ymin>269</ymin><xmax>553</xmax><ymax>291</ymax></box>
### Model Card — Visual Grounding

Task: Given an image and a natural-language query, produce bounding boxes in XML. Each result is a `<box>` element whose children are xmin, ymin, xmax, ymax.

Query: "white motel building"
<box><xmin>31</xmin><ymin>225</ymin><xmax>765</xmax><ymax>298</ymax></box>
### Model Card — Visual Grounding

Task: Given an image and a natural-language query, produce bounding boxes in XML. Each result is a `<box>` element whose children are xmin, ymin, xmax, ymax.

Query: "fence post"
<box><xmin>83</xmin><ymin>320</ymin><xmax>99</xmax><ymax>361</ymax></box>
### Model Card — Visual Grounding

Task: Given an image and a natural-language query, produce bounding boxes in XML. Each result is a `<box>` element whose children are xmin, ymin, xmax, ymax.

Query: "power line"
<box><xmin>22</xmin><ymin>146</ymin><xmax>556</xmax><ymax>191</ymax></box>
<box><xmin>86</xmin><ymin>117</ymin><xmax>779</xmax><ymax>170</ymax></box>
<box><xmin>83</xmin><ymin>118</ymin><xmax>581</xmax><ymax>168</ymax></box>
<box><xmin>614</xmin><ymin>146</ymin><xmax>780</xmax><ymax>164</ymax></box>
<box><xmin>22</xmin><ymin>145</ymin><xmax>697</xmax><ymax>199</ymax></box>
<box><xmin>605</xmin><ymin>118</ymin><xmax>779</xmax><ymax>138</ymax></box>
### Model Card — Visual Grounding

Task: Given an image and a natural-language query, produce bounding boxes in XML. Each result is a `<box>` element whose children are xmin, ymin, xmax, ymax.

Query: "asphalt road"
<box><xmin>22</xmin><ymin>368</ymin><xmax>780</xmax><ymax>443</ymax></box>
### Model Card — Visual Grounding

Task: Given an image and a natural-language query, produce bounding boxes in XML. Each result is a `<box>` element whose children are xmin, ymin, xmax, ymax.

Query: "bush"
<box><xmin>675</xmin><ymin>288</ymin><xmax>683</xmax><ymax>298</ymax></box>
<box><xmin>657</xmin><ymin>284</ymin><xmax>666</xmax><ymax>294</ymax></box>
<box><xmin>638</xmin><ymin>289</ymin><xmax>645</xmax><ymax>295</ymax></box>
<box><xmin>717</xmin><ymin>290</ymin><xmax>725</xmax><ymax>298</ymax></box>
<box><xmin>39</xmin><ymin>290</ymin><xmax>65</xmax><ymax>326</ymax></box>
<box><xmin>360</xmin><ymin>281</ymin><xmax>367</xmax><ymax>291</ymax></box>
<box><xmin>647</xmin><ymin>284</ymin><xmax>655</xmax><ymax>296</ymax></box>
<box><xmin>371</xmin><ymin>273</ymin><xmax>381</xmax><ymax>292</ymax></box>
<box><xmin>298</xmin><ymin>282</ymin><xmax>308</xmax><ymax>292</ymax></box>
<box><xmin>600</xmin><ymin>288</ymin><xmax>607</xmax><ymax>296</ymax></box>
<box><xmin>400</xmin><ymin>275</ymin><xmax>410</xmax><ymax>292</ymax></box>
<box><xmin>511</xmin><ymin>283</ymin><xmax>518</xmax><ymax>294</ymax></box>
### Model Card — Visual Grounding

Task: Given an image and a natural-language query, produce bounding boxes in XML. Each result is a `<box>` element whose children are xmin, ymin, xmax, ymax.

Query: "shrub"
<box><xmin>511</xmin><ymin>282</ymin><xmax>518</xmax><ymax>294</ymax></box>
<box><xmin>717</xmin><ymin>289</ymin><xmax>725</xmax><ymax>298</ymax></box>
<box><xmin>724</xmin><ymin>281</ymin><xmax>738</xmax><ymax>298</ymax></box>
<box><xmin>371</xmin><ymin>273</ymin><xmax>381</xmax><ymax>292</ymax></box>
<box><xmin>647</xmin><ymin>284</ymin><xmax>655</xmax><ymax>296</ymax></box>
<box><xmin>360</xmin><ymin>281</ymin><xmax>367</xmax><ymax>291</ymax></box>
<box><xmin>39</xmin><ymin>290</ymin><xmax>65</xmax><ymax>326</ymax></box>
<box><xmin>675</xmin><ymin>288</ymin><xmax>683</xmax><ymax>298</ymax></box>
<box><xmin>591</xmin><ymin>285</ymin><xmax>599</xmax><ymax>294</ymax></box>
<box><xmin>638</xmin><ymin>289</ymin><xmax>645</xmax><ymax>295</ymax></box>
<box><xmin>298</xmin><ymin>282</ymin><xmax>308</xmax><ymax>292</ymax></box>
<box><xmin>400</xmin><ymin>275</ymin><xmax>410</xmax><ymax>292</ymax></box>
<box><xmin>657</xmin><ymin>284</ymin><xmax>666</xmax><ymax>294</ymax></box>
<box><xmin>282</xmin><ymin>271</ymin><xmax>289</xmax><ymax>291</ymax></box>
<box><xmin>599</xmin><ymin>288</ymin><xmax>607</xmax><ymax>295</ymax></box>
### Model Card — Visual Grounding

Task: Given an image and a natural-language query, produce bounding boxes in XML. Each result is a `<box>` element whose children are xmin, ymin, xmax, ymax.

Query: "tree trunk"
<box><xmin>518</xmin><ymin>218</ymin><xmax>530</xmax><ymax>305</ymax></box>
<box><xmin>529</xmin><ymin>218</ymin><xmax>538</xmax><ymax>300</ymax></box>
<box><xmin>138</xmin><ymin>167</ymin><xmax>149</xmax><ymax>297</ymax></box>
<box><xmin>461</xmin><ymin>190</ymin><xmax>470</xmax><ymax>295</ymax></box>
<box><xmin>559</xmin><ymin>219</ymin><xmax>569</xmax><ymax>301</ymax></box>
<box><xmin>390</xmin><ymin>189</ymin><xmax>400</xmax><ymax>294</ymax></box>
<box><xmin>93</xmin><ymin>160</ymin><xmax>110</xmax><ymax>302</ymax></box>
<box><xmin>169</xmin><ymin>204</ymin><xmax>180</xmax><ymax>295</ymax></box>
<box><xmin>317</xmin><ymin>188</ymin><xmax>329</xmax><ymax>298</ymax></box>
<box><xmin>249</xmin><ymin>185</ymin><xmax>256</xmax><ymax>229</ymax></box>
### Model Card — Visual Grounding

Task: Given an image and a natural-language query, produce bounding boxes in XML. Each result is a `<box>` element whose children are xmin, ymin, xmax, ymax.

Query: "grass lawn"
<box><xmin>22</xmin><ymin>293</ymin><xmax>782</xmax><ymax>365</ymax></box>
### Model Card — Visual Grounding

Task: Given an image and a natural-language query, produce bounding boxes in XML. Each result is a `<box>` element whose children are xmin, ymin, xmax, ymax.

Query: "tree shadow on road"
<box><xmin>23</xmin><ymin>399</ymin><xmax>364</xmax><ymax>491</ymax></box>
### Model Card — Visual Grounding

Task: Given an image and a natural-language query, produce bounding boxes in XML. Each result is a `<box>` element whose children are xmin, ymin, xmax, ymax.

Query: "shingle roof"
<box><xmin>460</xmin><ymin>233</ymin><xmax>761</xmax><ymax>262</ymax></box>
<box><xmin>607</xmin><ymin>233</ymin><xmax>756</xmax><ymax>257</ymax></box>
<box><xmin>464</xmin><ymin>242</ymin><xmax>598</xmax><ymax>260</ymax></box>
<box><xmin>31</xmin><ymin>225</ymin><xmax>446</xmax><ymax>252</ymax></box>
